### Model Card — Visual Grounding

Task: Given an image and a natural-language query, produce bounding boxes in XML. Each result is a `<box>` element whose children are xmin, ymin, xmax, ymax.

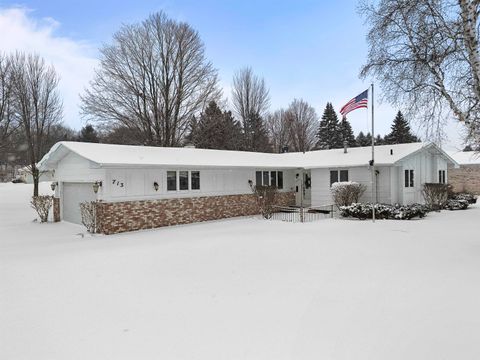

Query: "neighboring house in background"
<box><xmin>38</xmin><ymin>141</ymin><xmax>457</xmax><ymax>234</ymax></box>
<box><xmin>16</xmin><ymin>166</ymin><xmax>54</xmax><ymax>184</ymax></box>
<box><xmin>448</xmin><ymin>151</ymin><xmax>480</xmax><ymax>194</ymax></box>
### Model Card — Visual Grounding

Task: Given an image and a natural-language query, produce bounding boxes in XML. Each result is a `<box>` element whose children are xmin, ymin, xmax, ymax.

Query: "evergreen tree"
<box><xmin>375</xmin><ymin>134</ymin><xmax>384</xmax><ymax>145</ymax></box>
<box><xmin>192</xmin><ymin>101</ymin><xmax>244</xmax><ymax>150</ymax></box>
<box><xmin>77</xmin><ymin>124</ymin><xmax>99</xmax><ymax>143</ymax></box>
<box><xmin>384</xmin><ymin>111</ymin><xmax>419</xmax><ymax>144</ymax></box>
<box><xmin>243</xmin><ymin>111</ymin><xmax>272</xmax><ymax>152</ymax></box>
<box><xmin>339</xmin><ymin>117</ymin><xmax>356</xmax><ymax>147</ymax></box>
<box><xmin>316</xmin><ymin>102</ymin><xmax>342</xmax><ymax>149</ymax></box>
<box><xmin>356</xmin><ymin>131</ymin><xmax>369</xmax><ymax>147</ymax></box>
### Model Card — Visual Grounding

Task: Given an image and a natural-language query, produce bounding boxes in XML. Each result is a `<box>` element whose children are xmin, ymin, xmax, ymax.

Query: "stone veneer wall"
<box><xmin>95</xmin><ymin>192</ymin><xmax>295</xmax><ymax>235</ymax></box>
<box><xmin>448</xmin><ymin>165</ymin><xmax>480</xmax><ymax>194</ymax></box>
<box><xmin>53</xmin><ymin>197</ymin><xmax>60</xmax><ymax>222</ymax></box>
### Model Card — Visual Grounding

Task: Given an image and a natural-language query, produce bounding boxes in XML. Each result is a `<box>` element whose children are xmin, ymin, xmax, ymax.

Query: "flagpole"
<box><xmin>371</xmin><ymin>83</ymin><xmax>376</xmax><ymax>223</ymax></box>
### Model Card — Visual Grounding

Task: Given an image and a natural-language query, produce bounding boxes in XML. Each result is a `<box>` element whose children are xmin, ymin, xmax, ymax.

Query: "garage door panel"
<box><xmin>63</xmin><ymin>183</ymin><xmax>96</xmax><ymax>224</ymax></box>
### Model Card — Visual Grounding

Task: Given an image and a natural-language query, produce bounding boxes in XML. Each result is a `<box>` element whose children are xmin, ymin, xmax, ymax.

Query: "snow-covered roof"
<box><xmin>38</xmin><ymin>141</ymin><xmax>456</xmax><ymax>170</ymax></box>
<box><xmin>448</xmin><ymin>151</ymin><xmax>480</xmax><ymax>165</ymax></box>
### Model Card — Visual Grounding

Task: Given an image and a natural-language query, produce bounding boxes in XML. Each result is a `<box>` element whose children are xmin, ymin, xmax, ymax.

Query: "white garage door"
<box><xmin>62</xmin><ymin>182</ymin><xmax>96</xmax><ymax>224</ymax></box>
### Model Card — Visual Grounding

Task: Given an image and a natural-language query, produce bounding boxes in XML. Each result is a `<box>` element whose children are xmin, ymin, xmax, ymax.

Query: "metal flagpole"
<box><xmin>371</xmin><ymin>83</ymin><xmax>376</xmax><ymax>222</ymax></box>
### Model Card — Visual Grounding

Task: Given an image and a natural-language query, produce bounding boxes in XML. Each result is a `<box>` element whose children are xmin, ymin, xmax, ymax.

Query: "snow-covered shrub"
<box><xmin>422</xmin><ymin>183</ymin><xmax>449</xmax><ymax>210</ymax></box>
<box><xmin>30</xmin><ymin>195</ymin><xmax>53</xmax><ymax>223</ymax></box>
<box><xmin>451</xmin><ymin>193</ymin><xmax>477</xmax><ymax>204</ymax></box>
<box><xmin>340</xmin><ymin>203</ymin><xmax>428</xmax><ymax>220</ymax></box>
<box><xmin>444</xmin><ymin>199</ymin><xmax>470</xmax><ymax>210</ymax></box>
<box><xmin>248</xmin><ymin>181</ymin><xmax>278</xmax><ymax>219</ymax></box>
<box><xmin>80</xmin><ymin>201</ymin><xmax>97</xmax><ymax>233</ymax></box>
<box><xmin>331</xmin><ymin>181</ymin><xmax>366</xmax><ymax>208</ymax></box>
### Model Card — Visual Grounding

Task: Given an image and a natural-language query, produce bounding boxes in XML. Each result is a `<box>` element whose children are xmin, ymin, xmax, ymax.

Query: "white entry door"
<box><xmin>62</xmin><ymin>182</ymin><xmax>96</xmax><ymax>224</ymax></box>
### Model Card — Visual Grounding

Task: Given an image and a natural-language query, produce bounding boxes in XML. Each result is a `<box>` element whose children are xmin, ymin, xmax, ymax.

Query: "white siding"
<box><xmin>310</xmin><ymin>166</ymin><xmax>393</xmax><ymax>206</ymax></box>
<box><xmin>100</xmin><ymin>167</ymin><xmax>295</xmax><ymax>202</ymax></box>
<box><xmin>54</xmin><ymin>152</ymin><xmax>105</xmax><ymax>183</ymax></box>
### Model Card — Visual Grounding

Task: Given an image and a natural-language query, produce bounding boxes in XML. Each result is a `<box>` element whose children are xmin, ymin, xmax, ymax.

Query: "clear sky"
<box><xmin>0</xmin><ymin>0</ymin><xmax>467</xmax><ymax>149</ymax></box>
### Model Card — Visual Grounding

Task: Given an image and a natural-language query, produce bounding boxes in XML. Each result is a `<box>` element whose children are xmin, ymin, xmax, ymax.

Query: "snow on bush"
<box><xmin>248</xmin><ymin>180</ymin><xmax>278</xmax><ymax>219</ymax></box>
<box><xmin>30</xmin><ymin>195</ymin><xmax>53</xmax><ymax>223</ymax></box>
<box><xmin>451</xmin><ymin>193</ymin><xmax>477</xmax><ymax>204</ymax></box>
<box><xmin>444</xmin><ymin>199</ymin><xmax>470</xmax><ymax>210</ymax></box>
<box><xmin>340</xmin><ymin>203</ymin><xmax>428</xmax><ymax>220</ymax></box>
<box><xmin>330</xmin><ymin>181</ymin><xmax>366</xmax><ymax>208</ymax></box>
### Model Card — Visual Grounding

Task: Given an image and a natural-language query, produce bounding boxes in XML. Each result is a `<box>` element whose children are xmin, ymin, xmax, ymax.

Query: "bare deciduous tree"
<box><xmin>285</xmin><ymin>99</ymin><xmax>318</xmax><ymax>152</ymax></box>
<box><xmin>232</xmin><ymin>67</ymin><xmax>270</xmax><ymax>122</ymax></box>
<box><xmin>266</xmin><ymin>109</ymin><xmax>291</xmax><ymax>153</ymax></box>
<box><xmin>0</xmin><ymin>53</ymin><xmax>16</xmax><ymax>153</ymax></box>
<box><xmin>360</xmin><ymin>0</ymin><xmax>480</xmax><ymax>146</ymax></box>
<box><xmin>11</xmin><ymin>52</ymin><xmax>63</xmax><ymax>195</ymax></box>
<box><xmin>81</xmin><ymin>12</ymin><xmax>220</xmax><ymax>147</ymax></box>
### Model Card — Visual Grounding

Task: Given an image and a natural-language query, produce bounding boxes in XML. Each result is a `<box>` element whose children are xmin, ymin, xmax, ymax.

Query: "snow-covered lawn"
<box><xmin>1</xmin><ymin>183</ymin><xmax>479</xmax><ymax>360</ymax></box>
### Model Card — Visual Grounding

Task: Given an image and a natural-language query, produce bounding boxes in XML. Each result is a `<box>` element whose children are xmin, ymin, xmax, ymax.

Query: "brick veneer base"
<box><xmin>448</xmin><ymin>165</ymin><xmax>480</xmax><ymax>194</ymax></box>
<box><xmin>53</xmin><ymin>197</ymin><xmax>60</xmax><ymax>222</ymax></box>
<box><xmin>95</xmin><ymin>192</ymin><xmax>295</xmax><ymax>235</ymax></box>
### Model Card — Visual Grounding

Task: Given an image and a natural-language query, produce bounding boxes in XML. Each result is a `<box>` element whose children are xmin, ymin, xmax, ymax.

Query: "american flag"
<box><xmin>340</xmin><ymin>89</ymin><xmax>368</xmax><ymax>117</ymax></box>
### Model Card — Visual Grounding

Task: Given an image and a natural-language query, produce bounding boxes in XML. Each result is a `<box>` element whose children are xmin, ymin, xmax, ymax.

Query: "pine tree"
<box><xmin>384</xmin><ymin>111</ymin><xmax>419</xmax><ymax>144</ymax></box>
<box><xmin>192</xmin><ymin>101</ymin><xmax>243</xmax><ymax>150</ymax></box>
<box><xmin>316</xmin><ymin>102</ymin><xmax>342</xmax><ymax>149</ymax></box>
<box><xmin>339</xmin><ymin>117</ymin><xmax>356</xmax><ymax>147</ymax></box>
<box><xmin>77</xmin><ymin>124</ymin><xmax>99</xmax><ymax>143</ymax></box>
<box><xmin>375</xmin><ymin>134</ymin><xmax>384</xmax><ymax>145</ymax></box>
<box><xmin>356</xmin><ymin>131</ymin><xmax>369</xmax><ymax>147</ymax></box>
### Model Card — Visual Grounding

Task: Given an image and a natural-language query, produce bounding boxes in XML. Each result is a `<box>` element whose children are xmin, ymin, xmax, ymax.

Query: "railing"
<box><xmin>269</xmin><ymin>205</ymin><xmax>335</xmax><ymax>223</ymax></box>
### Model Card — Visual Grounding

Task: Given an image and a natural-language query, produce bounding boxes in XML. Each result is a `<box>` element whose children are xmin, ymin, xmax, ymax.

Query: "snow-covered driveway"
<box><xmin>1</xmin><ymin>183</ymin><xmax>479</xmax><ymax>360</ymax></box>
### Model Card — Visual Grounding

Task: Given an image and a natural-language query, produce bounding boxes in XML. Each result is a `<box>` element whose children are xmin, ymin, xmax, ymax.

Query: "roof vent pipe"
<box><xmin>343</xmin><ymin>141</ymin><xmax>348</xmax><ymax>154</ymax></box>
<box><xmin>390</xmin><ymin>149</ymin><xmax>393</xmax><ymax>155</ymax></box>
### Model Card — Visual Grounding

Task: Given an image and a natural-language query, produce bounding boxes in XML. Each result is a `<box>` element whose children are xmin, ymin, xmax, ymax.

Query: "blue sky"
<box><xmin>0</xmin><ymin>1</ymin><xmax>466</xmax><ymax>149</ymax></box>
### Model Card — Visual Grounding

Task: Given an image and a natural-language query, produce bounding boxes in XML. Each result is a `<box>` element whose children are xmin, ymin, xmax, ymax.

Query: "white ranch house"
<box><xmin>38</xmin><ymin>141</ymin><xmax>457</xmax><ymax>234</ymax></box>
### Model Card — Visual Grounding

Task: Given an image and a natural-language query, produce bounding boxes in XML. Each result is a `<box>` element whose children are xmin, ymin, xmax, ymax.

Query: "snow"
<box><xmin>1</xmin><ymin>182</ymin><xmax>480</xmax><ymax>359</ymax></box>
<box><xmin>38</xmin><ymin>141</ymin><xmax>449</xmax><ymax>170</ymax></box>
<box><xmin>449</xmin><ymin>150</ymin><xmax>480</xmax><ymax>165</ymax></box>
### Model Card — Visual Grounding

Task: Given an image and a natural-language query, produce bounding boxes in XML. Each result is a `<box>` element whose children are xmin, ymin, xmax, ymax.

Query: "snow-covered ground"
<box><xmin>1</xmin><ymin>183</ymin><xmax>479</xmax><ymax>360</ymax></box>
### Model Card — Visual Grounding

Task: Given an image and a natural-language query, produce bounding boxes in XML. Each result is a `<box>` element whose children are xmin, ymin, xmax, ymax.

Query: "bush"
<box><xmin>331</xmin><ymin>181</ymin><xmax>366</xmax><ymax>208</ymax></box>
<box><xmin>340</xmin><ymin>203</ymin><xmax>428</xmax><ymax>220</ymax></box>
<box><xmin>248</xmin><ymin>181</ymin><xmax>278</xmax><ymax>219</ymax></box>
<box><xmin>450</xmin><ymin>193</ymin><xmax>477</xmax><ymax>204</ymax></box>
<box><xmin>31</xmin><ymin>195</ymin><xmax>53</xmax><ymax>223</ymax></box>
<box><xmin>80</xmin><ymin>201</ymin><xmax>97</xmax><ymax>233</ymax></box>
<box><xmin>422</xmin><ymin>183</ymin><xmax>449</xmax><ymax>210</ymax></box>
<box><xmin>444</xmin><ymin>199</ymin><xmax>470</xmax><ymax>210</ymax></box>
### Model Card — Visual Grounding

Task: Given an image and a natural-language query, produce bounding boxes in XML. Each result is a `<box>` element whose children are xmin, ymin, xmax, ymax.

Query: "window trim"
<box><xmin>438</xmin><ymin>169</ymin><xmax>446</xmax><ymax>184</ymax></box>
<box><xmin>330</xmin><ymin>169</ymin><xmax>349</xmax><ymax>187</ymax></box>
<box><xmin>255</xmin><ymin>170</ymin><xmax>284</xmax><ymax>189</ymax></box>
<box><xmin>404</xmin><ymin>169</ymin><xmax>415</xmax><ymax>188</ymax></box>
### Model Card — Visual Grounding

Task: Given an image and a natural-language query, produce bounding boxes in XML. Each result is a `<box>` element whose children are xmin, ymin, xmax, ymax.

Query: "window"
<box><xmin>270</xmin><ymin>171</ymin><xmax>277</xmax><ymax>187</ymax></box>
<box><xmin>191</xmin><ymin>171</ymin><xmax>200</xmax><ymax>190</ymax></box>
<box><xmin>263</xmin><ymin>171</ymin><xmax>269</xmax><ymax>186</ymax></box>
<box><xmin>179</xmin><ymin>171</ymin><xmax>189</xmax><ymax>190</ymax></box>
<box><xmin>404</xmin><ymin>169</ymin><xmax>414</xmax><ymax>188</ymax></box>
<box><xmin>438</xmin><ymin>170</ymin><xmax>446</xmax><ymax>184</ymax></box>
<box><xmin>277</xmin><ymin>171</ymin><xmax>283</xmax><ymax>189</ymax></box>
<box><xmin>330</xmin><ymin>170</ymin><xmax>349</xmax><ymax>186</ymax></box>
<box><xmin>167</xmin><ymin>171</ymin><xmax>177</xmax><ymax>191</ymax></box>
<box><xmin>256</xmin><ymin>171</ymin><xmax>262</xmax><ymax>186</ymax></box>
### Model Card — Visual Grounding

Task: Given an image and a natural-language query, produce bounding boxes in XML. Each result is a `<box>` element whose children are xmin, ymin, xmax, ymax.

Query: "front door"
<box><xmin>295</xmin><ymin>170</ymin><xmax>311</xmax><ymax>206</ymax></box>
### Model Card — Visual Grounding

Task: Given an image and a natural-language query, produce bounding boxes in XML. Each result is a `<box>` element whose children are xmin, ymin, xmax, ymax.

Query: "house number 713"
<box><xmin>112</xmin><ymin>179</ymin><xmax>124</xmax><ymax>187</ymax></box>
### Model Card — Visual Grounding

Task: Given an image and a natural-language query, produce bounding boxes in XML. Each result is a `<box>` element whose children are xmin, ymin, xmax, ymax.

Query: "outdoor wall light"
<box><xmin>50</xmin><ymin>182</ymin><xmax>57</xmax><ymax>191</ymax></box>
<box><xmin>153</xmin><ymin>181</ymin><xmax>159</xmax><ymax>191</ymax></box>
<box><xmin>93</xmin><ymin>181</ymin><xmax>102</xmax><ymax>194</ymax></box>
